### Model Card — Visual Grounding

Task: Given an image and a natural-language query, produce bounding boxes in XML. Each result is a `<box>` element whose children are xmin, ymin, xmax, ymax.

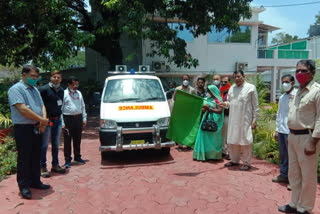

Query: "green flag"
<box><xmin>166</xmin><ymin>90</ymin><xmax>204</xmax><ymax>147</ymax></box>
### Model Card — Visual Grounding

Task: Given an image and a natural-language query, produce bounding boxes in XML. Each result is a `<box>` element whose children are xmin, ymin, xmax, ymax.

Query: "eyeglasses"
<box><xmin>296</xmin><ymin>69</ymin><xmax>309</xmax><ymax>73</ymax></box>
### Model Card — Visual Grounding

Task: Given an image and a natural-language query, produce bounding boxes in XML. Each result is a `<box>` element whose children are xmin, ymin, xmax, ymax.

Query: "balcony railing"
<box><xmin>257</xmin><ymin>49</ymin><xmax>310</xmax><ymax>59</ymax></box>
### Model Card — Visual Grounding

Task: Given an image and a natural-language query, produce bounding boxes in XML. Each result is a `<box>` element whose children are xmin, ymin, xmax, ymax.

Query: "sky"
<box><xmin>251</xmin><ymin>0</ymin><xmax>320</xmax><ymax>42</ymax></box>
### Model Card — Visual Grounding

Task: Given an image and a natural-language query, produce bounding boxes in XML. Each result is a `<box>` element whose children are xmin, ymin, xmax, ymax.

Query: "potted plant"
<box><xmin>0</xmin><ymin>113</ymin><xmax>12</xmax><ymax>143</ymax></box>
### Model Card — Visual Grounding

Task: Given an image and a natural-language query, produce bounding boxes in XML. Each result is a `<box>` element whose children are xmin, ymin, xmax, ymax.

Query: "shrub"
<box><xmin>0</xmin><ymin>136</ymin><xmax>17</xmax><ymax>181</ymax></box>
<box><xmin>253</xmin><ymin>103</ymin><xmax>280</xmax><ymax>164</ymax></box>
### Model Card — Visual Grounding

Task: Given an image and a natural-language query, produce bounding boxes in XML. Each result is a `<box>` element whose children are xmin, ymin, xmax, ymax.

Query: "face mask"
<box><xmin>295</xmin><ymin>73</ymin><xmax>309</xmax><ymax>86</ymax></box>
<box><xmin>69</xmin><ymin>88</ymin><xmax>75</xmax><ymax>93</ymax></box>
<box><xmin>182</xmin><ymin>80</ymin><xmax>189</xmax><ymax>86</ymax></box>
<box><xmin>49</xmin><ymin>82</ymin><xmax>60</xmax><ymax>89</ymax></box>
<box><xmin>206</xmin><ymin>93</ymin><xmax>211</xmax><ymax>98</ymax></box>
<box><xmin>213</xmin><ymin>80</ymin><xmax>220</xmax><ymax>86</ymax></box>
<box><xmin>26</xmin><ymin>76</ymin><xmax>38</xmax><ymax>86</ymax></box>
<box><xmin>282</xmin><ymin>83</ymin><xmax>292</xmax><ymax>92</ymax></box>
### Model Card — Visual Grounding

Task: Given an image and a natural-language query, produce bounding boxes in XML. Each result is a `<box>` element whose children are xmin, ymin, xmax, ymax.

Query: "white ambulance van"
<box><xmin>99</xmin><ymin>71</ymin><xmax>175</xmax><ymax>158</ymax></box>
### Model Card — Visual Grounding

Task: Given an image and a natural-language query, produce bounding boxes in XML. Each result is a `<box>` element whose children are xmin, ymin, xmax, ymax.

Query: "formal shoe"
<box><xmin>178</xmin><ymin>147</ymin><xmax>183</xmax><ymax>152</ymax></box>
<box><xmin>41</xmin><ymin>168</ymin><xmax>50</xmax><ymax>178</ymax></box>
<box><xmin>64</xmin><ymin>162</ymin><xmax>71</xmax><ymax>168</ymax></box>
<box><xmin>239</xmin><ymin>164</ymin><xmax>251</xmax><ymax>171</ymax></box>
<box><xmin>186</xmin><ymin>147</ymin><xmax>192</xmax><ymax>151</ymax></box>
<box><xmin>278</xmin><ymin>204</ymin><xmax>297</xmax><ymax>213</ymax></box>
<box><xmin>272</xmin><ymin>175</ymin><xmax>289</xmax><ymax>183</ymax></box>
<box><xmin>20</xmin><ymin>188</ymin><xmax>32</xmax><ymax>199</ymax></box>
<box><xmin>51</xmin><ymin>165</ymin><xmax>66</xmax><ymax>173</ymax></box>
<box><xmin>296</xmin><ymin>211</ymin><xmax>310</xmax><ymax>214</ymax></box>
<box><xmin>287</xmin><ymin>184</ymin><xmax>292</xmax><ymax>191</ymax></box>
<box><xmin>30</xmin><ymin>183</ymin><xmax>51</xmax><ymax>190</ymax></box>
<box><xmin>74</xmin><ymin>158</ymin><xmax>86</xmax><ymax>165</ymax></box>
<box><xmin>224</xmin><ymin>161</ymin><xmax>239</xmax><ymax>167</ymax></box>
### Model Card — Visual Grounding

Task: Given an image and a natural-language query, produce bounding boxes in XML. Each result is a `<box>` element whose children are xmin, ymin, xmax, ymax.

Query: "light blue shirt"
<box><xmin>276</xmin><ymin>88</ymin><xmax>297</xmax><ymax>134</ymax></box>
<box><xmin>8</xmin><ymin>81</ymin><xmax>44</xmax><ymax>124</ymax></box>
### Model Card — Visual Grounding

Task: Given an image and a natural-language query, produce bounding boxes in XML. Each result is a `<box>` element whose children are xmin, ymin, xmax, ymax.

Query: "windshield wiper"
<box><xmin>137</xmin><ymin>97</ymin><xmax>163</xmax><ymax>102</ymax></box>
<box><xmin>107</xmin><ymin>98</ymin><xmax>139</xmax><ymax>103</ymax></box>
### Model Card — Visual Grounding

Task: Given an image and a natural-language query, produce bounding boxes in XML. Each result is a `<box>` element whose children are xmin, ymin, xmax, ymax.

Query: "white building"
<box><xmin>142</xmin><ymin>8</ymin><xmax>314</xmax><ymax>102</ymax></box>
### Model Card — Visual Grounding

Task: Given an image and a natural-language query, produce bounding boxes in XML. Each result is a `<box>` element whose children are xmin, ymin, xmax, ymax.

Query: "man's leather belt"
<box><xmin>289</xmin><ymin>129</ymin><xmax>313</xmax><ymax>135</ymax></box>
<box><xmin>49</xmin><ymin>116</ymin><xmax>60</xmax><ymax>120</ymax></box>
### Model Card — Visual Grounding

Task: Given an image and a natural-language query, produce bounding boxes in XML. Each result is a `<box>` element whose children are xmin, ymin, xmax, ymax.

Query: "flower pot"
<box><xmin>0</xmin><ymin>128</ymin><xmax>9</xmax><ymax>144</ymax></box>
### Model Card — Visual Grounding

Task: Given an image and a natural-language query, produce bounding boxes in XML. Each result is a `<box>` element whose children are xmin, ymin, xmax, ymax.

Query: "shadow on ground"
<box><xmin>100</xmin><ymin>149</ymin><xmax>175</xmax><ymax>169</ymax></box>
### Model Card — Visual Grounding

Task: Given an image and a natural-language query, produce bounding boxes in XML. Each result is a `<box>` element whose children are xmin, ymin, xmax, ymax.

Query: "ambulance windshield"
<box><xmin>103</xmin><ymin>79</ymin><xmax>166</xmax><ymax>103</ymax></box>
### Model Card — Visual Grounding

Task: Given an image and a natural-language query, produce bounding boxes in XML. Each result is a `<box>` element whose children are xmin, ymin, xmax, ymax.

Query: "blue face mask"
<box><xmin>26</xmin><ymin>76</ymin><xmax>38</xmax><ymax>86</ymax></box>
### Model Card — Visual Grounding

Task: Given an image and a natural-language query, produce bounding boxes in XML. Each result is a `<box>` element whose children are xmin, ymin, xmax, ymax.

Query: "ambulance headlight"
<box><xmin>100</xmin><ymin>119</ymin><xmax>117</xmax><ymax>129</ymax></box>
<box><xmin>157</xmin><ymin>117</ymin><xmax>170</xmax><ymax>127</ymax></box>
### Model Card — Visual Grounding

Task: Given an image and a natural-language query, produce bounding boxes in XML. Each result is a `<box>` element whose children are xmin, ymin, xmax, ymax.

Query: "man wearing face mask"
<box><xmin>8</xmin><ymin>65</ymin><xmax>50</xmax><ymax>199</ymax></box>
<box><xmin>272</xmin><ymin>74</ymin><xmax>296</xmax><ymax>186</ymax></box>
<box><xmin>173</xmin><ymin>75</ymin><xmax>196</xmax><ymax>100</ymax></box>
<box><xmin>278</xmin><ymin>60</ymin><xmax>320</xmax><ymax>214</ymax></box>
<box><xmin>39</xmin><ymin>70</ymin><xmax>66</xmax><ymax>178</ymax></box>
<box><xmin>219</xmin><ymin>76</ymin><xmax>231</xmax><ymax>159</ymax></box>
<box><xmin>173</xmin><ymin>75</ymin><xmax>196</xmax><ymax>151</ymax></box>
<box><xmin>61</xmin><ymin>76</ymin><xmax>87</xmax><ymax>168</ymax></box>
<box><xmin>213</xmin><ymin>75</ymin><xmax>221</xmax><ymax>87</ymax></box>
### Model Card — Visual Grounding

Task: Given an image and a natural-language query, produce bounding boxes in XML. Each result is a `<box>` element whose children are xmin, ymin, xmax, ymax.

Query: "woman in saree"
<box><xmin>193</xmin><ymin>85</ymin><xmax>224</xmax><ymax>161</ymax></box>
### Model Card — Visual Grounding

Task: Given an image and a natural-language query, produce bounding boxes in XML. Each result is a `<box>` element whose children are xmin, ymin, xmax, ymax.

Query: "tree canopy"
<box><xmin>271</xmin><ymin>32</ymin><xmax>299</xmax><ymax>46</ymax></box>
<box><xmin>0</xmin><ymin>0</ymin><xmax>253</xmax><ymax>70</ymax></box>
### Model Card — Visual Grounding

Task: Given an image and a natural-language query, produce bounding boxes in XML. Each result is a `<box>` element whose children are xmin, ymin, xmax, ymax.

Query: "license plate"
<box><xmin>131</xmin><ymin>140</ymin><xmax>145</xmax><ymax>145</ymax></box>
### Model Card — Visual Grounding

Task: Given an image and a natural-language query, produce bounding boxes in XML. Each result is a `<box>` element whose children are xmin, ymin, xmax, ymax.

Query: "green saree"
<box><xmin>193</xmin><ymin>85</ymin><xmax>224</xmax><ymax>161</ymax></box>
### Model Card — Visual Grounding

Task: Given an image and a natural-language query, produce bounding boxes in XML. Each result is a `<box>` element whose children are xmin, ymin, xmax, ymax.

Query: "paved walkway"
<box><xmin>1</xmin><ymin>116</ymin><xmax>320</xmax><ymax>214</ymax></box>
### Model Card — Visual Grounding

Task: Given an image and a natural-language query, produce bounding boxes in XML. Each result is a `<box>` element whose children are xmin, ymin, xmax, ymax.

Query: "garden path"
<box><xmin>0</xmin><ymin>115</ymin><xmax>320</xmax><ymax>214</ymax></box>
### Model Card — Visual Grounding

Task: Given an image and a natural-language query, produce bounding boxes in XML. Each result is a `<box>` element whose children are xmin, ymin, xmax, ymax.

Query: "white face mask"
<box><xmin>206</xmin><ymin>92</ymin><xmax>211</xmax><ymax>98</ymax></box>
<box><xmin>182</xmin><ymin>80</ymin><xmax>189</xmax><ymax>86</ymax></box>
<box><xmin>69</xmin><ymin>88</ymin><xmax>75</xmax><ymax>93</ymax></box>
<box><xmin>49</xmin><ymin>82</ymin><xmax>60</xmax><ymax>89</ymax></box>
<box><xmin>282</xmin><ymin>82</ymin><xmax>292</xmax><ymax>92</ymax></box>
<box><xmin>213</xmin><ymin>80</ymin><xmax>220</xmax><ymax>86</ymax></box>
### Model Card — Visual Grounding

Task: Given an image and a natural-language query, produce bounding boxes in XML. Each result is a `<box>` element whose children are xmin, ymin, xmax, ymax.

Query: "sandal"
<box><xmin>224</xmin><ymin>161</ymin><xmax>239</xmax><ymax>167</ymax></box>
<box><xmin>240</xmin><ymin>165</ymin><xmax>251</xmax><ymax>171</ymax></box>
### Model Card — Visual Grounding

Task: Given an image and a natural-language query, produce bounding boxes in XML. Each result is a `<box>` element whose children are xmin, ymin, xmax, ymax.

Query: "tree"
<box><xmin>315</xmin><ymin>11</ymin><xmax>320</xmax><ymax>24</ymax></box>
<box><xmin>0</xmin><ymin>0</ymin><xmax>253</xmax><ymax>70</ymax></box>
<box><xmin>271</xmin><ymin>32</ymin><xmax>299</xmax><ymax>45</ymax></box>
<box><xmin>307</xmin><ymin>11</ymin><xmax>320</xmax><ymax>36</ymax></box>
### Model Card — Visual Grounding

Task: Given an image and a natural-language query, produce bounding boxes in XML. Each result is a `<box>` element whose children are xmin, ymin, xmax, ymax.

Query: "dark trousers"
<box><xmin>63</xmin><ymin>114</ymin><xmax>83</xmax><ymax>162</ymax></box>
<box><xmin>278</xmin><ymin>132</ymin><xmax>289</xmax><ymax>178</ymax></box>
<box><xmin>14</xmin><ymin>124</ymin><xmax>41</xmax><ymax>189</ymax></box>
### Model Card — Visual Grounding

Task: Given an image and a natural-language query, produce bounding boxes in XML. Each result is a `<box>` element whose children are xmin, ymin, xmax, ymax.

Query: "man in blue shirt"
<box><xmin>8</xmin><ymin>65</ymin><xmax>50</xmax><ymax>199</ymax></box>
<box><xmin>273</xmin><ymin>74</ymin><xmax>297</xmax><ymax>185</ymax></box>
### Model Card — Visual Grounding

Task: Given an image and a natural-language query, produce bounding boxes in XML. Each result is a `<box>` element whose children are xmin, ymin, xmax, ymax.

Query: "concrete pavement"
<box><xmin>1</xmin><ymin>116</ymin><xmax>320</xmax><ymax>214</ymax></box>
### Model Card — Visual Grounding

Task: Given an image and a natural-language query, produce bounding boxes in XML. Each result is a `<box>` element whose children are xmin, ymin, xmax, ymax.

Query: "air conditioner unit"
<box><xmin>139</xmin><ymin>65</ymin><xmax>150</xmax><ymax>72</ymax></box>
<box><xmin>152</xmin><ymin>61</ymin><xmax>166</xmax><ymax>72</ymax></box>
<box><xmin>115</xmin><ymin>65</ymin><xmax>127</xmax><ymax>72</ymax></box>
<box><xmin>235</xmin><ymin>62</ymin><xmax>248</xmax><ymax>72</ymax></box>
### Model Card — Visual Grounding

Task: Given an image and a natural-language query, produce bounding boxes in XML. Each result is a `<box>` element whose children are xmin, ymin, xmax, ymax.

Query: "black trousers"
<box><xmin>14</xmin><ymin>124</ymin><xmax>42</xmax><ymax>189</ymax></box>
<box><xmin>63</xmin><ymin>114</ymin><xmax>83</xmax><ymax>162</ymax></box>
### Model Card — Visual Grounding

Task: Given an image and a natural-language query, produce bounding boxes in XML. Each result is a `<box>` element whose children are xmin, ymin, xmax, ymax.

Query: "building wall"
<box><xmin>142</xmin><ymin>21</ymin><xmax>260</xmax><ymax>74</ymax></box>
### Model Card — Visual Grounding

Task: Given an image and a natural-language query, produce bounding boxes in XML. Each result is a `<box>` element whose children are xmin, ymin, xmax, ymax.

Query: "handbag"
<box><xmin>201</xmin><ymin>111</ymin><xmax>218</xmax><ymax>132</ymax></box>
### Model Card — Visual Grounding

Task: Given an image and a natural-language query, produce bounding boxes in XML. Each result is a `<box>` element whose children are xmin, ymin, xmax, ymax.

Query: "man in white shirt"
<box><xmin>273</xmin><ymin>74</ymin><xmax>297</xmax><ymax>184</ymax></box>
<box><xmin>61</xmin><ymin>76</ymin><xmax>87</xmax><ymax>168</ymax></box>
